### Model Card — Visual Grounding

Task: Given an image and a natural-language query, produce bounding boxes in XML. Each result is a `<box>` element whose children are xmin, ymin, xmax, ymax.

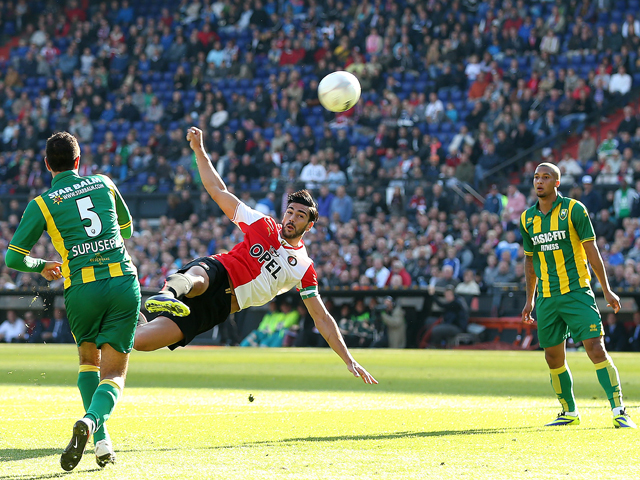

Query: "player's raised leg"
<box><xmin>543</xmin><ymin>342</ymin><xmax>580</xmax><ymax>426</ymax></box>
<box><xmin>144</xmin><ymin>265</ymin><xmax>210</xmax><ymax>317</ymax></box>
<box><xmin>134</xmin><ymin>316</ymin><xmax>186</xmax><ymax>351</ymax></box>
<box><xmin>583</xmin><ymin>337</ymin><xmax>637</xmax><ymax>428</ymax></box>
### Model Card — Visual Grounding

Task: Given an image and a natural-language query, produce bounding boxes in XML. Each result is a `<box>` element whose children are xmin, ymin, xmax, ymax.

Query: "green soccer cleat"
<box><xmin>95</xmin><ymin>439</ymin><xmax>116</xmax><ymax>468</ymax></box>
<box><xmin>613</xmin><ymin>411</ymin><xmax>637</xmax><ymax>429</ymax></box>
<box><xmin>61</xmin><ymin>418</ymin><xmax>94</xmax><ymax>471</ymax></box>
<box><xmin>545</xmin><ymin>412</ymin><xmax>581</xmax><ymax>426</ymax></box>
<box><xmin>145</xmin><ymin>294</ymin><xmax>191</xmax><ymax>317</ymax></box>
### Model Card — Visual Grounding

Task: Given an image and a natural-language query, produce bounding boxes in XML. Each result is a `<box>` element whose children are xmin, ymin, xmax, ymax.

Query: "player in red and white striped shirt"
<box><xmin>135</xmin><ymin>127</ymin><xmax>377</xmax><ymax>384</ymax></box>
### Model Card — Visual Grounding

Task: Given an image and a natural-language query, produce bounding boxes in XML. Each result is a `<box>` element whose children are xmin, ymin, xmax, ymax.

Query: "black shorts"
<box><xmin>163</xmin><ymin>256</ymin><xmax>232</xmax><ymax>350</ymax></box>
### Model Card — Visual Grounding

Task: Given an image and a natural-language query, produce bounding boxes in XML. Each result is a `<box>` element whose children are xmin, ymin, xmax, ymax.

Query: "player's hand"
<box><xmin>186</xmin><ymin>126</ymin><xmax>205</xmax><ymax>153</ymax></box>
<box><xmin>347</xmin><ymin>361</ymin><xmax>378</xmax><ymax>385</ymax></box>
<box><xmin>521</xmin><ymin>301</ymin><xmax>535</xmax><ymax>324</ymax></box>
<box><xmin>40</xmin><ymin>261</ymin><xmax>63</xmax><ymax>282</ymax></box>
<box><xmin>604</xmin><ymin>289</ymin><xmax>621</xmax><ymax>314</ymax></box>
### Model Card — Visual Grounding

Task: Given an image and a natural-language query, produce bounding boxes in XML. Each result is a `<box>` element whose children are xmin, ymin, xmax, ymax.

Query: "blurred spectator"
<box><xmin>372</xmin><ymin>297</ymin><xmax>406</xmax><ymax>349</ymax></box>
<box><xmin>618</xmin><ymin>106</ymin><xmax>638</xmax><ymax>134</ymax></box>
<box><xmin>42</xmin><ymin>308</ymin><xmax>74</xmax><ymax>344</ymax></box>
<box><xmin>613</xmin><ymin>178</ymin><xmax>638</xmax><ymax>221</ymax></box>
<box><xmin>299</xmin><ymin>155</ymin><xmax>326</xmax><ymax>190</ymax></box>
<box><xmin>483</xmin><ymin>184</ymin><xmax>504</xmax><ymax>216</ymax></box>
<box><xmin>629</xmin><ymin>312</ymin><xmax>640</xmax><ymax>352</ymax></box>
<box><xmin>580</xmin><ymin>176</ymin><xmax>602</xmax><ymax>215</ymax></box>
<box><xmin>329</xmin><ymin>186</ymin><xmax>353</xmax><ymax>222</ymax></box>
<box><xmin>455</xmin><ymin>269</ymin><xmax>481</xmax><ymax>296</ymax></box>
<box><xmin>22</xmin><ymin>311</ymin><xmax>42</xmax><ymax>343</ymax></box>
<box><xmin>240</xmin><ymin>302</ymin><xmax>282</xmax><ymax>347</ymax></box>
<box><xmin>609</xmin><ymin>66</ymin><xmax>632</xmax><ymax>98</ymax></box>
<box><xmin>557</xmin><ymin>153</ymin><xmax>583</xmax><ymax>185</ymax></box>
<box><xmin>338</xmin><ymin>300</ymin><xmax>375</xmax><ymax>348</ymax></box>
<box><xmin>603</xmin><ymin>313</ymin><xmax>629</xmax><ymax>352</ymax></box>
<box><xmin>502</xmin><ymin>185</ymin><xmax>527</xmax><ymax>225</ymax></box>
<box><xmin>0</xmin><ymin>310</ymin><xmax>25</xmax><ymax>343</ymax></box>
<box><xmin>426</xmin><ymin>285</ymin><xmax>469</xmax><ymax>347</ymax></box>
<box><xmin>365</xmin><ymin>256</ymin><xmax>391</xmax><ymax>288</ymax></box>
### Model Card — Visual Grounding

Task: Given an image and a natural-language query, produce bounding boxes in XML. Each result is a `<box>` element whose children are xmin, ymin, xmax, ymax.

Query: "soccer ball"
<box><xmin>317</xmin><ymin>71</ymin><xmax>362</xmax><ymax>113</ymax></box>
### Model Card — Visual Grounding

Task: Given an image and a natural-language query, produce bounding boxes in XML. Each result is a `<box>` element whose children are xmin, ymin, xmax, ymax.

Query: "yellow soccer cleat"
<box><xmin>545</xmin><ymin>412</ymin><xmax>581</xmax><ymax>426</ymax></box>
<box><xmin>613</xmin><ymin>411</ymin><xmax>637</xmax><ymax>429</ymax></box>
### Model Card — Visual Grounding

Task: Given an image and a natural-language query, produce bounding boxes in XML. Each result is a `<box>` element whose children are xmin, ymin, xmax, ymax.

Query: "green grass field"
<box><xmin>0</xmin><ymin>346</ymin><xmax>638</xmax><ymax>480</ymax></box>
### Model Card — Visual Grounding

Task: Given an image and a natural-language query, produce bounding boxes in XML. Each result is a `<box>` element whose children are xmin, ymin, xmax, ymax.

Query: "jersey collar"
<box><xmin>278</xmin><ymin>231</ymin><xmax>305</xmax><ymax>250</ymax></box>
<box><xmin>51</xmin><ymin>170</ymin><xmax>78</xmax><ymax>186</ymax></box>
<box><xmin>535</xmin><ymin>193</ymin><xmax>563</xmax><ymax>216</ymax></box>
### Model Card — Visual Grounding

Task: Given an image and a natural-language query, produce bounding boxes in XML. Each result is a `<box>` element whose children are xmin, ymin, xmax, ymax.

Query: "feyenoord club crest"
<box><xmin>287</xmin><ymin>256</ymin><xmax>297</xmax><ymax>266</ymax></box>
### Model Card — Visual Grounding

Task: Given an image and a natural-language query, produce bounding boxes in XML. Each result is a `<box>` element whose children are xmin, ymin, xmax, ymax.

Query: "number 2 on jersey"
<box><xmin>76</xmin><ymin>197</ymin><xmax>102</xmax><ymax>238</ymax></box>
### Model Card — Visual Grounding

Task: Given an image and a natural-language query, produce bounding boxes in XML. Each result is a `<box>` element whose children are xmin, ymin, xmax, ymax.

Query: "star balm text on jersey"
<box><xmin>47</xmin><ymin>177</ymin><xmax>105</xmax><ymax>201</ymax></box>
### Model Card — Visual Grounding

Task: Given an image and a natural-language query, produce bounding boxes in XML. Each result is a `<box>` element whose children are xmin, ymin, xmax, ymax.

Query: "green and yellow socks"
<box><xmin>595</xmin><ymin>357</ymin><xmax>624</xmax><ymax>415</ymax></box>
<box><xmin>77</xmin><ymin>366</ymin><xmax>109</xmax><ymax>444</ymax></box>
<box><xmin>549</xmin><ymin>357</ymin><xmax>625</xmax><ymax>417</ymax></box>
<box><xmin>84</xmin><ymin>379</ymin><xmax>121</xmax><ymax>432</ymax></box>
<box><xmin>78</xmin><ymin>366</ymin><xmax>122</xmax><ymax>443</ymax></box>
<box><xmin>549</xmin><ymin>363</ymin><xmax>577</xmax><ymax>414</ymax></box>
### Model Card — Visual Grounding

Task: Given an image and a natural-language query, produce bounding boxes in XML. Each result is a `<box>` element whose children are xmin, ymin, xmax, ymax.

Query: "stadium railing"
<box><xmin>1</xmin><ymin>286</ymin><xmax>638</xmax><ymax>348</ymax></box>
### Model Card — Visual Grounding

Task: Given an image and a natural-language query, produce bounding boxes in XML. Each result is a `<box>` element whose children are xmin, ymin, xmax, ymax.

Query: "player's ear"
<box><xmin>74</xmin><ymin>156</ymin><xmax>80</xmax><ymax>169</ymax></box>
<box><xmin>44</xmin><ymin>157</ymin><xmax>52</xmax><ymax>173</ymax></box>
<box><xmin>556</xmin><ymin>180</ymin><xmax>560</xmax><ymax>187</ymax></box>
<box><xmin>305</xmin><ymin>221</ymin><xmax>314</xmax><ymax>232</ymax></box>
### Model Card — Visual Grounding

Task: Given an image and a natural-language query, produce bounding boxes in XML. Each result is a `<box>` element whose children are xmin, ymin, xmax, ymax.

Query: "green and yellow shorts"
<box><xmin>64</xmin><ymin>275</ymin><xmax>141</xmax><ymax>353</ymax></box>
<box><xmin>535</xmin><ymin>288</ymin><xmax>604</xmax><ymax>348</ymax></box>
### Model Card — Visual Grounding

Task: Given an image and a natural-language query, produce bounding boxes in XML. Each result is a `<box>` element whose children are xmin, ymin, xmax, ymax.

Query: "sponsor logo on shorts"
<box><xmin>590</xmin><ymin>324</ymin><xmax>598</xmax><ymax>332</ymax></box>
<box><xmin>198</xmin><ymin>262</ymin><xmax>210</xmax><ymax>270</ymax></box>
<box><xmin>288</xmin><ymin>256</ymin><xmax>297</xmax><ymax>266</ymax></box>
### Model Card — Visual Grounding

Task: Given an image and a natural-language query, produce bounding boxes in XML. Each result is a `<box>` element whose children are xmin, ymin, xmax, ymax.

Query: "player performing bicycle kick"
<box><xmin>134</xmin><ymin>127</ymin><xmax>377</xmax><ymax>385</ymax></box>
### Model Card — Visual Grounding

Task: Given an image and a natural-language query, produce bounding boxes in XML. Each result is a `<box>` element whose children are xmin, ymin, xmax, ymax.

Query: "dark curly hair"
<box><xmin>287</xmin><ymin>189</ymin><xmax>319</xmax><ymax>223</ymax></box>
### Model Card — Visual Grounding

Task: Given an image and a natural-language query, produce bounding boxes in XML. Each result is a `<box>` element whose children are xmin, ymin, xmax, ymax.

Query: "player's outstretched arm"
<box><xmin>303</xmin><ymin>296</ymin><xmax>378</xmax><ymax>384</ymax></box>
<box><xmin>186</xmin><ymin>127</ymin><xmax>240</xmax><ymax>221</ymax></box>
<box><xmin>583</xmin><ymin>240</ymin><xmax>621</xmax><ymax>313</ymax></box>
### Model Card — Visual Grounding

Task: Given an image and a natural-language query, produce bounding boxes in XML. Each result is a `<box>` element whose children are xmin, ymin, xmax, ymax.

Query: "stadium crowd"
<box><xmin>2</xmin><ymin>0</ymin><xmax>640</xmax><ymax>350</ymax></box>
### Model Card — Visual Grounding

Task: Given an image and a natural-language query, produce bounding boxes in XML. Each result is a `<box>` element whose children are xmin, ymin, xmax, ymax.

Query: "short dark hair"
<box><xmin>537</xmin><ymin>162</ymin><xmax>561</xmax><ymax>181</ymax></box>
<box><xmin>46</xmin><ymin>132</ymin><xmax>80</xmax><ymax>172</ymax></box>
<box><xmin>287</xmin><ymin>189</ymin><xmax>318</xmax><ymax>223</ymax></box>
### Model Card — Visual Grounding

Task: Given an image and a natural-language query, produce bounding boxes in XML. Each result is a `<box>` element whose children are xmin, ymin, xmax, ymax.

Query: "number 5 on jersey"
<box><xmin>76</xmin><ymin>197</ymin><xmax>102</xmax><ymax>238</ymax></box>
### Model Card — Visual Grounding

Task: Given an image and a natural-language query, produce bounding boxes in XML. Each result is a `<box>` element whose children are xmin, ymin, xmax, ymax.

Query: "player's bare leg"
<box><xmin>543</xmin><ymin>342</ymin><xmax>566</xmax><ymax>369</ymax></box>
<box><xmin>582</xmin><ymin>336</ymin><xmax>608</xmax><ymax>364</ymax></box>
<box><xmin>144</xmin><ymin>266</ymin><xmax>210</xmax><ymax>316</ymax></box>
<box><xmin>134</xmin><ymin>316</ymin><xmax>186</xmax><ymax>351</ymax></box>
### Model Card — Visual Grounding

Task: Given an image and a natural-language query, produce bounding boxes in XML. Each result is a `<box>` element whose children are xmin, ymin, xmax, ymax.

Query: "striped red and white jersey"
<box><xmin>215</xmin><ymin>202</ymin><xmax>319</xmax><ymax>310</ymax></box>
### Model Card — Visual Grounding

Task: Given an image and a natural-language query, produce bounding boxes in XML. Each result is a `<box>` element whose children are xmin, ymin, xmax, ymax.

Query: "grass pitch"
<box><xmin>0</xmin><ymin>346</ymin><xmax>638</xmax><ymax>480</ymax></box>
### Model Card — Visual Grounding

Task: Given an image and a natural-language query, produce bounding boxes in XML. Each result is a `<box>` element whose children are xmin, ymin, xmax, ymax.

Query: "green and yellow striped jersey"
<box><xmin>7</xmin><ymin>171</ymin><xmax>137</xmax><ymax>289</ymax></box>
<box><xmin>520</xmin><ymin>194</ymin><xmax>595</xmax><ymax>297</ymax></box>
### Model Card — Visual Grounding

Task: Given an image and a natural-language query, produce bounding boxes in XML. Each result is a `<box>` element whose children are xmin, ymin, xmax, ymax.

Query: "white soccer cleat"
<box><xmin>95</xmin><ymin>439</ymin><xmax>116</xmax><ymax>468</ymax></box>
